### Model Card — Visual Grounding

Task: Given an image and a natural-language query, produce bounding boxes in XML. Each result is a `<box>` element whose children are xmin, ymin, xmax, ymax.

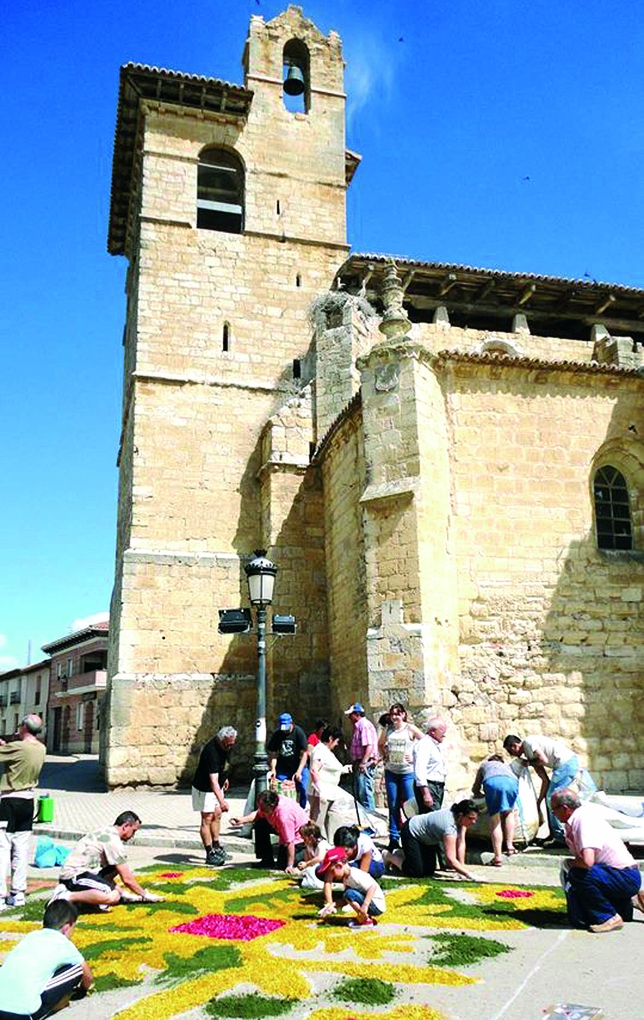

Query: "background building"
<box><xmin>43</xmin><ymin>621</ymin><xmax>108</xmax><ymax>755</ymax></box>
<box><xmin>103</xmin><ymin>5</ymin><xmax>644</xmax><ymax>791</ymax></box>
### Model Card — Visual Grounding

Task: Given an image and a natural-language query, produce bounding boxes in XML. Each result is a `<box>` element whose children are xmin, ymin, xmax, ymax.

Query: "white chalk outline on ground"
<box><xmin>490</xmin><ymin>928</ymin><xmax>570</xmax><ymax>1020</ymax></box>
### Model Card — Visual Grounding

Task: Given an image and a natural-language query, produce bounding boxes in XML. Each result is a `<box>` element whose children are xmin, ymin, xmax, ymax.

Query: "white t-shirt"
<box><xmin>522</xmin><ymin>736</ymin><xmax>574</xmax><ymax>770</ymax></box>
<box><xmin>0</xmin><ymin>928</ymin><xmax>84</xmax><ymax>1014</ymax></box>
<box><xmin>344</xmin><ymin>865</ymin><xmax>386</xmax><ymax>913</ymax></box>
<box><xmin>384</xmin><ymin>725</ymin><xmax>415</xmax><ymax>775</ymax></box>
<box><xmin>355</xmin><ymin>832</ymin><xmax>383</xmax><ymax>864</ymax></box>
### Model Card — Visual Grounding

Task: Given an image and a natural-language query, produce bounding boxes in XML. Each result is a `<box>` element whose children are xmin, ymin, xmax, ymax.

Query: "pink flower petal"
<box><xmin>496</xmin><ymin>889</ymin><xmax>535</xmax><ymax>899</ymax></box>
<box><xmin>170</xmin><ymin>913</ymin><xmax>286</xmax><ymax>941</ymax></box>
<box><xmin>160</xmin><ymin>872</ymin><xmax>184</xmax><ymax>878</ymax></box>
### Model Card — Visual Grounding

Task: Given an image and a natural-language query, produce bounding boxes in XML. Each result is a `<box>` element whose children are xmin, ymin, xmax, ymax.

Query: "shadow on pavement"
<box><xmin>40</xmin><ymin>756</ymin><xmax>107</xmax><ymax>793</ymax></box>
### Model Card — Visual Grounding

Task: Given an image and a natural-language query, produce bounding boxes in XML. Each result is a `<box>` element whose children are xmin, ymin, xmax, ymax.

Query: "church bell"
<box><xmin>283</xmin><ymin>63</ymin><xmax>305</xmax><ymax>96</ymax></box>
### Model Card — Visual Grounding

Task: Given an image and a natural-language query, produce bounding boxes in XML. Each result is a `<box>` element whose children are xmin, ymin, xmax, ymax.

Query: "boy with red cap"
<box><xmin>315</xmin><ymin>846</ymin><xmax>386</xmax><ymax>928</ymax></box>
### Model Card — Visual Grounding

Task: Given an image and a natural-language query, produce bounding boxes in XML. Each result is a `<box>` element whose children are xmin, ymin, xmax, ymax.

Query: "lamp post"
<box><xmin>244</xmin><ymin>550</ymin><xmax>277</xmax><ymax>802</ymax></box>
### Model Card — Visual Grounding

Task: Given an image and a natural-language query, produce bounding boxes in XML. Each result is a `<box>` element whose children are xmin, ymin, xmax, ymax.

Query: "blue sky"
<box><xmin>2</xmin><ymin>0</ymin><xmax>643</xmax><ymax>670</ymax></box>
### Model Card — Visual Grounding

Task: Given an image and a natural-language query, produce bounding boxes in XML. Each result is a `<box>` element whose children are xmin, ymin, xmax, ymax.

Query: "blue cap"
<box><xmin>278</xmin><ymin>712</ymin><xmax>293</xmax><ymax>729</ymax></box>
<box><xmin>344</xmin><ymin>702</ymin><xmax>364</xmax><ymax>715</ymax></box>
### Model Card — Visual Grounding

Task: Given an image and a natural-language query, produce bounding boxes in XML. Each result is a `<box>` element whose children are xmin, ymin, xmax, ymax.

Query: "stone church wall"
<box><xmin>442</xmin><ymin>358</ymin><xmax>644</xmax><ymax>790</ymax></box>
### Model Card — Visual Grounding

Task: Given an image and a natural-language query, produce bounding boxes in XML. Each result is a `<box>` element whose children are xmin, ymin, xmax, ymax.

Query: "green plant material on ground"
<box><xmin>428</xmin><ymin>932</ymin><xmax>512</xmax><ymax>967</ymax></box>
<box><xmin>224</xmin><ymin>886</ymin><xmax>295</xmax><ymax>913</ymax></box>
<box><xmin>141</xmin><ymin>898</ymin><xmax>198</xmax><ymax>916</ymax></box>
<box><xmin>14</xmin><ymin>898</ymin><xmax>46</xmax><ymax>923</ymax></box>
<box><xmin>159</xmin><ymin>943</ymin><xmax>242</xmax><ymax>985</ymax></box>
<box><xmin>206</xmin><ymin>992</ymin><xmax>296</xmax><ymax>1018</ymax></box>
<box><xmin>92</xmin><ymin>973</ymin><xmax>141</xmax><ymax>993</ymax></box>
<box><xmin>332</xmin><ymin>976</ymin><xmax>396</xmax><ymax>1005</ymax></box>
<box><xmin>82</xmin><ymin>936</ymin><xmax>153</xmax><ymax>961</ymax></box>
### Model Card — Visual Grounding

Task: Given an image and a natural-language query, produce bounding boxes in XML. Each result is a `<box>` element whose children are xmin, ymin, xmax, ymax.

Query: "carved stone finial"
<box><xmin>378</xmin><ymin>261</ymin><xmax>411</xmax><ymax>342</ymax></box>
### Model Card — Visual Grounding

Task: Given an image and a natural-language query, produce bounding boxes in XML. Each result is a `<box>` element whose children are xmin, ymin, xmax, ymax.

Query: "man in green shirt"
<box><xmin>0</xmin><ymin>714</ymin><xmax>47</xmax><ymax>909</ymax></box>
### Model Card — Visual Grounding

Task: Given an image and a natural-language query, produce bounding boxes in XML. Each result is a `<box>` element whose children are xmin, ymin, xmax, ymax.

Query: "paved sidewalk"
<box><xmin>35</xmin><ymin>754</ymin><xmax>254</xmax><ymax>857</ymax></box>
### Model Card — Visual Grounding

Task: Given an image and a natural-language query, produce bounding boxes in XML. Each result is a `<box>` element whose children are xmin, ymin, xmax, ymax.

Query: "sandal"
<box><xmin>489</xmin><ymin>858</ymin><xmax>504</xmax><ymax>867</ymax></box>
<box><xmin>505</xmin><ymin>849</ymin><xmax>518</xmax><ymax>856</ymax></box>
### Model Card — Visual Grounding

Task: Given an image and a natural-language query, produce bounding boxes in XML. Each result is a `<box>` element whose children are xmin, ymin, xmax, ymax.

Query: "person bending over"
<box><xmin>552</xmin><ymin>787</ymin><xmax>642</xmax><ymax>933</ymax></box>
<box><xmin>317</xmin><ymin>846</ymin><xmax>386</xmax><ymax>929</ymax></box>
<box><xmin>0</xmin><ymin>899</ymin><xmax>93</xmax><ymax>1019</ymax></box>
<box><xmin>385</xmin><ymin>799</ymin><xmax>479</xmax><ymax>881</ymax></box>
<box><xmin>231</xmin><ymin>790</ymin><xmax>309</xmax><ymax>870</ymax></box>
<box><xmin>49</xmin><ymin>811</ymin><xmax>164</xmax><ymax>909</ymax></box>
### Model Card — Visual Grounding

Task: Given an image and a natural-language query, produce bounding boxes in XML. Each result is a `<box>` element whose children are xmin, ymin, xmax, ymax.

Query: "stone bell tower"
<box><xmin>104</xmin><ymin>7</ymin><xmax>356</xmax><ymax>786</ymax></box>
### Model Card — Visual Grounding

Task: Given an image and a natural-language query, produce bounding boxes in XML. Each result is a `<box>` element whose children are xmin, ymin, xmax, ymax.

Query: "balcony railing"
<box><xmin>55</xmin><ymin>670</ymin><xmax>107</xmax><ymax>696</ymax></box>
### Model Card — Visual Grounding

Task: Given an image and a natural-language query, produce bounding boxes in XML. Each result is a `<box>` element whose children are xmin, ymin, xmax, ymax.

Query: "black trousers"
<box><xmin>413</xmin><ymin>781</ymin><xmax>445</xmax><ymax>815</ymax></box>
<box><xmin>400</xmin><ymin>820</ymin><xmax>439</xmax><ymax>878</ymax></box>
<box><xmin>253</xmin><ymin>817</ymin><xmax>305</xmax><ymax>869</ymax></box>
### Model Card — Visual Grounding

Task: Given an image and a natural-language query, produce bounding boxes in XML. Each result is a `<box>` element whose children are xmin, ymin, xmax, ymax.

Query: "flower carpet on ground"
<box><xmin>0</xmin><ymin>866</ymin><xmax>566</xmax><ymax>1019</ymax></box>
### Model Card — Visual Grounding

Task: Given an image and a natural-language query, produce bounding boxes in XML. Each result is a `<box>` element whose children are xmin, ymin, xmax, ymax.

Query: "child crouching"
<box><xmin>286</xmin><ymin>823</ymin><xmax>331</xmax><ymax>890</ymax></box>
<box><xmin>316</xmin><ymin>846</ymin><xmax>386</xmax><ymax>928</ymax></box>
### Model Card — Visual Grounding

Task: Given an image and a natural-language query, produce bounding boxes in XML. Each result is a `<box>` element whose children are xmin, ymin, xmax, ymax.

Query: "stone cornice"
<box><xmin>109</xmin><ymin>64</ymin><xmax>253</xmax><ymax>256</ymax></box>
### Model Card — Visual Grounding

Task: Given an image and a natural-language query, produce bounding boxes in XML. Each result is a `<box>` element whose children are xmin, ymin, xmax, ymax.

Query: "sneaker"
<box><xmin>48</xmin><ymin>884</ymin><xmax>71</xmax><ymax>905</ymax></box>
<box><xmin>348</xmin><ymin>917</ymin><xmax>376</xmax><ymax>929</ymax></box>
<box><xmin>589</xmin><ymin>914</ymin><xmax>624</xmax><ymax>934</ymax></box>
<box><xmin>6</xmin><ymin>894</ymin><xmax>25</xmax><ymax>908</ymax></box>
<box><xmin>206</xmin><ymin>847</ymin><xmax>227</xmax><ymax>867</ymax></box>
<box><xmin>210</xmin><ymin>845</ymin><xmax>233</xmax><ymax>861</ymax></box>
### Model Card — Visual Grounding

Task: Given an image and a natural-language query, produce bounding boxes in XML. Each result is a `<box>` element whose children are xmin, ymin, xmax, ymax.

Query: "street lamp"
<box><xmin>244</xmin><ymin>550</ymin><xmax>278</xmax><ymax>801</ymax></box>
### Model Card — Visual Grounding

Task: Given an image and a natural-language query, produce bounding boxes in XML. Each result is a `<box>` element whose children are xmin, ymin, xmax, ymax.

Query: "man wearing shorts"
<box><xmin>49</xmin><ymin>811</ymin><xmax>163</xmax><ymax>909</ymax></box>
<box><xmin>191</xmin><ymin>725</ymin><xmax>237</xmax><ymax>866</ymax></box>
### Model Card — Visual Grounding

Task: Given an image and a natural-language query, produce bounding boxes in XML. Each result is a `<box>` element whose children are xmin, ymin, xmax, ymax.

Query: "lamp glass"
<box><xmin>245</xmin><ymin>551</ymin><xmax>277</xmax><ymax>605</ymax></box>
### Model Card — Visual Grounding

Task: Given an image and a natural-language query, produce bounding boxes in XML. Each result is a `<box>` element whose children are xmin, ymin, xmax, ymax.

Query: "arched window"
<box><xmin>197</xmin><ymin>148</ymin><xmax>244</xmax><ymax>233</ymax></box>
<box><xmin>593</xmin><ymin>465</ymin><xmax>633</xmax><ymax>550</ymax></box>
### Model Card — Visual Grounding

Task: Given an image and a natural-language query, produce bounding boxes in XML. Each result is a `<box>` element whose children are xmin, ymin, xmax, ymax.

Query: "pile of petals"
<box><xmin>170</xmin><ymin>913</ymin><xmax>286</xmax><ymax>941</ymax></box>
<box><xmin>496</xmin><ymin>889</ymin><xmax>534</xmax><ymax>899</ymax></box>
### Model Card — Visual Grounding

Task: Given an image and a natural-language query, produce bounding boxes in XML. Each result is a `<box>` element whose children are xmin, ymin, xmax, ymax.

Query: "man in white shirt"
<box><xmin>552</xmin><ymin>787</ymin><xmax>642</xmax><ymax>933</ymax></box>
<box><xmin>413</xmin><ymin>717</ymin><xmax>447</xmax><ymax>815</ymax></box>
<box><xmin>503</xmin><ymin>732</ymin><xmax>594</xmax><ymax>845</ymax></box>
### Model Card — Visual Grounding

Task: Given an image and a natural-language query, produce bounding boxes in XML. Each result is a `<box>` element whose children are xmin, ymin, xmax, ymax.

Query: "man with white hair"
<box><xmin>191</xmin><ymin>725</ymin><xmax>237</xmax><ymax>866</ymax></box>
<box><xmin>413</xmin><ymin>717</ymin><xmax>448</xmax><ymax>815</ymax></box>
<box><xmin>0</xmin><ymin>714</ymin><xmax>47</xmax><ymax>908</ymax></box>
<box><xmin>552</xmin><ymin>787</ymin><xmax>642</xmax><ymax>933</ymax></box>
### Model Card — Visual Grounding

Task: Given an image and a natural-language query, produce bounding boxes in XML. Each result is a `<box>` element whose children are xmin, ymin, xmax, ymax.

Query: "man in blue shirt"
<box><xmin>0</xmin><ymin>899</ymin><xmax>93</xmax><ymax>1019</ymax></box>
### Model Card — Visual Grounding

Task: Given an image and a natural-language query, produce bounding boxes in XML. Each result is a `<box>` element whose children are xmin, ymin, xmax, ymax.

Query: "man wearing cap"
<box><xmin>267</xmin><ymin>713</ymin><xmax>309</xmax><ymax>808</ymax></box>
<box><xmin>0</xmin><ymin>714</ymin><xmax>47</xmax><ymax>909</ymax></box>
<box><xmin>345</xmin><ymin>703</ymin><xmax>378</xmax><ymax>812</ymax></box>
